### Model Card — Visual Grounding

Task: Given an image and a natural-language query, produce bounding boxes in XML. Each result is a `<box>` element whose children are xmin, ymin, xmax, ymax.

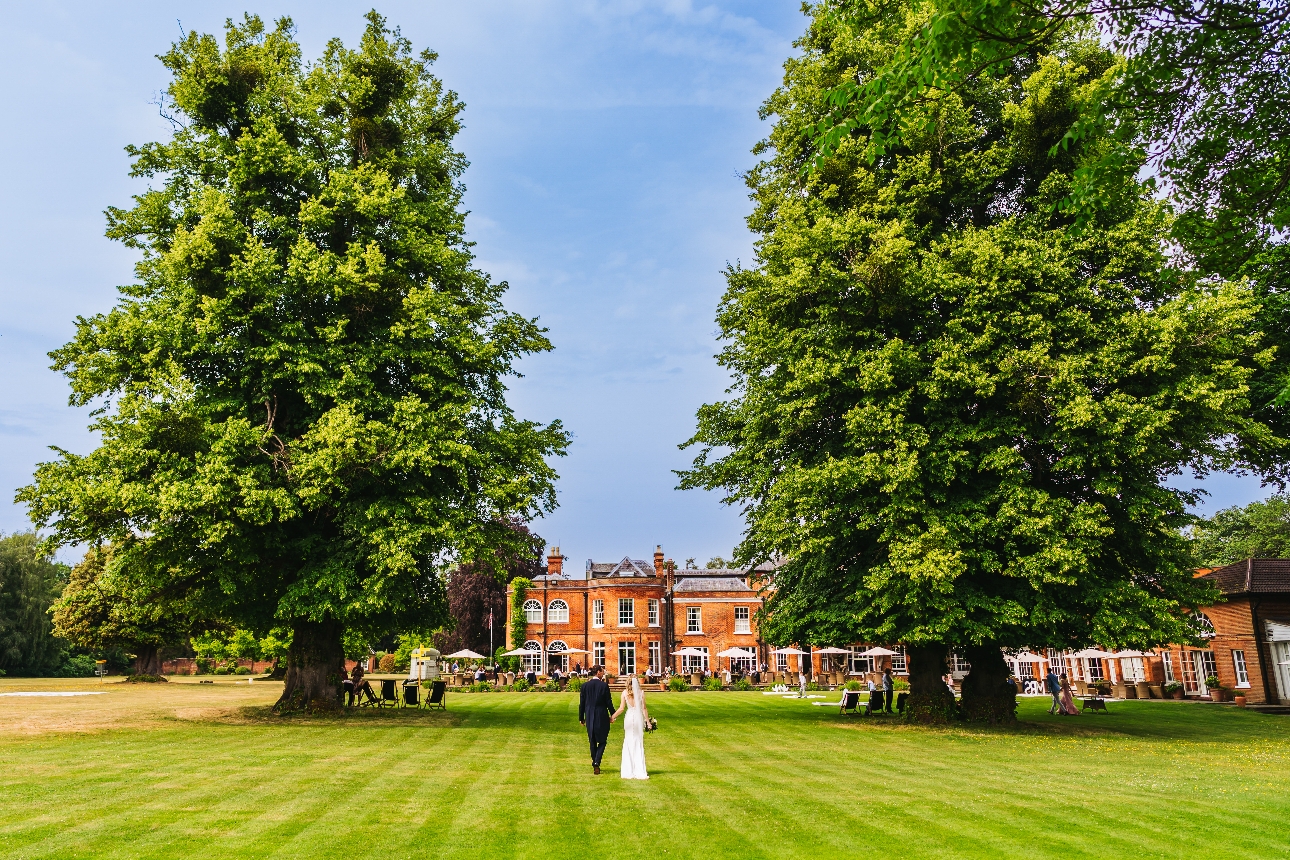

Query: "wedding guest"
<box><xmin>882</xmin><ymin>667</ymin><xmax>895</xmax><ymax>713</ymax></box>
<box><xmin>1045</xmin><ymin>666</ymin><xmax>1062</xmax><ymax>714</ymax></box>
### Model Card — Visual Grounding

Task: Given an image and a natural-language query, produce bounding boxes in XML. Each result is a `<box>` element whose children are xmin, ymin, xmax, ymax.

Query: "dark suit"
<box><xmin>578</xmin><ymin>676</ymin><xmax>614</xmax><ymax>767</ymax></box>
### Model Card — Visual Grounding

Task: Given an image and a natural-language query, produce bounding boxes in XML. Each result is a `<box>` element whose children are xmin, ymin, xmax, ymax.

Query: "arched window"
<box><xmin>523</xmin><ymin>599</ymin><xmax>542</xmax><ymax>624</ymax></box>
<box><xmin>1195</xmin><ymin>612</ymin><xmax>1216</xmax><ymax>639</ymax></box>
<box><xmin>522</xmin><ymin>640</ymin><xmax>543</xmax><ymax>673</ymax></box>
<box><xmin>548</xmin><ymin>599</ymin><xmax>569</xmax><ymax>623</ymax></box>
<box><xmin>548</xmin><ymin>640</ymin><xmax>568</xmax><ymax>653</ymax></box>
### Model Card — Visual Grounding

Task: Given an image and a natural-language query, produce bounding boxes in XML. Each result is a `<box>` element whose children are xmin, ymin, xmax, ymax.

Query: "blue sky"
<box><xmin>0</xmin><ymin>1</ymin><xmax>1273</xmax><ymax>567</ymax></box>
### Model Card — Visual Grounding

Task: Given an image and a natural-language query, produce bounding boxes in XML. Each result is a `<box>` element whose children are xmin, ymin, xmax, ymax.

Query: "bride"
<box><xmin>611</xmin><ymin>677</ymin><xmax>649</xmax><ymax>780</ymax></box>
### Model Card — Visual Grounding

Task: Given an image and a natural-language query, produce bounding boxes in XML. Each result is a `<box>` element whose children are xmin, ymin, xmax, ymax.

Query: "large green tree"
<box><xmin>19</xmin><ymin>13</ymin><xmax>568</xmax><ymax>711</ymax></box>
<box><xmin>0</xmin><ymin>533</ymin><xmax>70</xmax><ymax>677</ymax></box>
<box><xmin>1188</xmin><ymin>495</ymin><xmax>1290</xmax><ymax>567</ymax></box>
<box><xmin>810</xmin><ymin>0</ymin><xmax>1290</xmax><ymax>428</ymax></box>
<box><xmin>680</xmin><ymin>6</ymin><xmax>1278</xmax><ymax>721</ymax></box>
<box><xmin>51</xmin><ymin>546</ymin><xmax>199</xmax><ymax>677</ymax></box>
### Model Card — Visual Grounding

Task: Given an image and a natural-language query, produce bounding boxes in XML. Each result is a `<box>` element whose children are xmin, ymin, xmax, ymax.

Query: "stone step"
<box><xmin>1244</xmin><ymin>704</ymin><xmax>1290</xmax><ymax>715</ymax></box>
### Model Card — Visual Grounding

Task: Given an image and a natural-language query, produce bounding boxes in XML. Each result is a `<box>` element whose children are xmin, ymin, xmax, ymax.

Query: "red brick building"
<box><xmin>1152</xmin><ymin>559</ymin><xmax>1290</xmax><ymax>705</ymax></box>
<box><xmin>507</xmin><ymin>546</ymin><xmax>774</xmax><ymax>677</ymax></box>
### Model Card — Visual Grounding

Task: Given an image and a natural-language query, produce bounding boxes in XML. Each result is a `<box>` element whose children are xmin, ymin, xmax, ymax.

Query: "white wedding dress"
<box><xmin>620</xmin><ymin>677</ymin><xmax>649</xmax><ymax>780</ymax></box>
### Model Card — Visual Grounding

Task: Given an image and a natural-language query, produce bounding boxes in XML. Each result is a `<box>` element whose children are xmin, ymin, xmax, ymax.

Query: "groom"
<box><xmin>578</xmin><ymin>665</ymin><xmax>614</xmax><ymax>774</ymax></box>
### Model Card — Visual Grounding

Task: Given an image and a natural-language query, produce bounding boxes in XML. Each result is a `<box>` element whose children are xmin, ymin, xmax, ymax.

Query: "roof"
<box><xmin>1200</xmin><ymin>559</ymin><xmax>1290</xmax><ymax>595</ymax></box>
<box><xmin>585</xmin><ymin>557</ymin><xmax>657</xmax><ymax>578</ymax></box>
<box><xmin>674</xmin><ymin>576</ymin><xmax>753</xmax><ymax>592</ymax></box>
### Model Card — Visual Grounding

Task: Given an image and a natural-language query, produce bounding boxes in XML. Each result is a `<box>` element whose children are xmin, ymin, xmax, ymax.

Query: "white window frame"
<box><xmin>776</xmin><ymin>651</ymin><xmax>788</xmax><ymax>672</ymax></box>
<box><xmin>686</xmin><ymin>606</ymin><xmax>702</xmax><ymax>634</ymax></box>
<box><xmin>618</xmin><ymin>598</ymin><xmax>634</xmax><ymax>627</ymax></box>
<box><xmin>592</xmin><ymin>599</ymin><xmax>604</xmax><ymax>628</ymax></box>
<box><xmin>681</xmin><ymin>646</ymin><xmax>709</xmax><ymax>673</ymax></box>
<box><xmin>593</xmin><ymin>642</ymin><xmax>606</xmax><ymax>667</ymax></box>
<box><xmin>1232</xmin><ymin>649</ymin><xmax>1251</xmax><ymax>688</ymax></box>
<box><xmin>523</xmin><ymin>599</ymin><xmax>542</xmax><ymax>625</ymax></box>
<box><xmin>648</xmin><ymin>640</ymin><xmax>661</xmax><ymax>671</ymax></box>
<box><xmin>1161</xmin><ymin>651</ymin><xmax>1175</xmax><ymax>683</ymax></box>
<box><xmin>618</xmin><ymin>641</ymin><xmax>636</xmax><ymax>676</ymax></box>
<box><xmin>547</xmin><ymin>640</ymin><xmax>569</xmax><ymax>673</ymax></box>
<box><xmin>647</xmin><ymin>599</ymin><xmax>660</xmax><ymax>627</ymax></box>
<box><xmin>522</xmin><ymin>640</ymin><xmax>543</xmax><ymax>673</ymax></box>
<box><xmin>848</xmin><ymin>646</ymin><xmax>874</xmax><ymax>674</ymax></box>
<box><xmin>890</xmin><ymin>646</ymin><xmax>907</xmax><ymax>673</ymax></box>
<box><xmin>547</xmin><ymin>599</ymin><xmax>569</xmax><ymax>624</ymax></box>
<box><xmin>734</xmin><ymin>606</ymin><xmax>751</xmax><ymax>634</ymax></box>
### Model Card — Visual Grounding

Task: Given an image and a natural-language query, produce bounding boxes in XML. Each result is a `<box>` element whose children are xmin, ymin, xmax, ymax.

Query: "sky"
<box><xmin>0</xmin><ymin>1</ymin><xmax>1274</xmax><ymax>569</ymax></box>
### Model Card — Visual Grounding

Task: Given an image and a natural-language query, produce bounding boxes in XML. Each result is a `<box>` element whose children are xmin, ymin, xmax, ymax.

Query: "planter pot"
<box><xmin>1148</xmin><ymin>685</ymin><xmax>1164</xmax><ymax>699</ymax></box>
<box><xmin>1234</xmin><ymin>695</ymin><xmax>1247</xmax><ymax>707</ymax></box>
<box><xmin>1170</xmin><ymin>690</ymin><xmax>1184</xmax><ymax>700</ymax></box>
<box><xmin>1209</xmin><ymin>689</ymin><xmax>1228</xmax><ymax>702</ymax></box>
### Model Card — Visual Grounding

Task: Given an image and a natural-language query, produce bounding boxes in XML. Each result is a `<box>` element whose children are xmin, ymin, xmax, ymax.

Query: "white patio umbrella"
<box><xmin>444</xmin><ymin>649</ymin><xmax>487</xmax><ymax>660</ymax></box>
<box><xmin>673</xmin><ymin>647</ymin><xmax>709</xmax><ymax>657</ymax></box>
<box><xmin>555</xmin><ymin>647</ymin><xmax>590</xmax><ymax>654</ymax></box>
<box><xmin>857</xmin><ymin>646</ymin><xmax>902</xmax><ymax>657</ymax></box>
<box><xmin>1010</xmin><ymin>652</ymin><xmax>1044</xmax><ymax>662</ymax></box>
<box><xmin>1111</xmin><ymin>650</ymin><xmax>1151</xmax><ymax>658</ymax></box>
<box><xmin>1071</xmin><ymin>648</ymin><xmax>1115</xmax><ymax>659</ymax></box>
<box><xmin>813</xmin><ymin>647</ymin><xmax>852</xmax><ymax>655</ymax></box>
<box><xmin>716</xmin><ymin>648</ymin><xmax>756</xmax><ymax>658</ymax></box>
<box><xmin>771</xmin><ymin>647</ymin><xmax>809</xmax><ymax>655</ymax></box>
<box><xmin>500</xmin><ymin>648</ymin><xmax>534</xmax><ymax>657</ymax></box>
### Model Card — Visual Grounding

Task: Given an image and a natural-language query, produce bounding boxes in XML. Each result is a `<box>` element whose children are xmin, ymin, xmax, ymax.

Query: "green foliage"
<box><xmin>668</xmin><ymin>674</ymin><xmax>689</xmax><ymax>692</ymax></box>
<box><xmin>1164</xmin><ymin>681</ymin><xmax>1183</xmax><ymax>694</ymax></box>
<box><xmin>56</xmin><ymin>654</ymin><xmax>97</xmax><ymax>678</ymax></box>
<box><xmin>493</xmin><ymin>645</ymin><xmax>518</xmax><ymax>673</ymax></box>
<box><xmin>512</xmin><ymin>677</ymin><xmax>529</xmax><ymax>692</ymax></box>
<box><xmin>509</xmin><ymin>577</ymin><xmax>531</xmax><ymax>652</ymax></box>
<box><xmin>844</xmin><ymin>679</ymin><xmax>863</xmax><ymax>691</ymax></box>
<box><xmin>1204</xmin><ymin>674</ymin><xmax>1222</xmax><ymax>690</ymax></box>
<box><xmin>541</xmin><ymin>679</ymin><xmax>559</xmax><ymax>692</ymax></box>
<box><xmin>705</xmin><ymin>557</ymin><xmax>728</xmax><ymax>569</ymax></box>
<box><xmin>234</xmin><ymin>666</ymin><xmax>252</xmax><ymax>675</ymax></box>
<box><xmin>893</xmin><ymin>677</ymin><xmax>910</xmax><ymax>692</ymax></box>
<box><xmin>733</xmin><ymin>676</ymin><xmax>754</xmax><ymax>691</ymax></box>
<box><xmin>701</xmin><ymin>676</ymin><xmax>723</xmax><ymax>691</ymax></box>
<box><xmin>17</xmin><ymin>12</ymin><xmax>568</xmax><ymax>666</ymax></box>
<box><xmin>378</xmin><ymin>654</ymin><xmax>397</xmax><ymax>673</ymax></box>
<box><xmin>680</xmin><ymin>7</ymin><xmax>1269</xmax><ymax>658</ymax></box>
<box><xmin>1187</xmin><ymin>494</ymin><xmax>1290</xmax><ymax>567</ymax></box>
<box><xmin>567</xmin><ymin>676</ymin><xmax>584</xmax><ymax>693</ymax></box>
<box><xmin>0</xmin><ymin>532</ymin><xmax>70</xmax><ymax>677</ymax></box>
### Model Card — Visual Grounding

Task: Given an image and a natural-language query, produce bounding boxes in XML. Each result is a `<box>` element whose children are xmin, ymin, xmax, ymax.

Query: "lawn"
<box><xmin>0</xmin><ymin>678</ymin><xmax>1287</xmax><ymax>859</ymax></box>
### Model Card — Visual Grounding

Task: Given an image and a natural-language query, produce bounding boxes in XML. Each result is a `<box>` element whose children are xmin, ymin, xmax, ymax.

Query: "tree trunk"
<box><xmin>274</xmin><ymin>618</ymin><xmax>344</xmax><ymax>713</ymax></box>
<box><xmin>133</xmin><ymin>645</ymin><xmax>162</xmax><ymax>677</ymax></box>
<box><xmin>904</xmin><ymin>643</ymin><xmax>957</xmax><ymax>724</ymax></box>
<box><xmin>959</xmin><ymin>642</ymin><xmax>1017</xmax><ymax>724</ymax></box>
<box><xmin>266</xmin><ymin>657</ymin><xmax>287</xmax><ymax>680</ymax></box>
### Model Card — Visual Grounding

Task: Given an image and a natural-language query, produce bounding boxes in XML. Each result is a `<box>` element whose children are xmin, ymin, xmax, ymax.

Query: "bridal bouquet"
<box><xmin>644</xmin><ymin>717</ymin><xmax>659</xmax><ymax>732</ymax></box>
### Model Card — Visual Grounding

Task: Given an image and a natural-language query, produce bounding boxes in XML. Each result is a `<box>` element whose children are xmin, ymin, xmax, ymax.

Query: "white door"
<box><xmin>1272</xmin><ymin>641</ymin><xmax>1290</xmax><ymax>704</ymax></box>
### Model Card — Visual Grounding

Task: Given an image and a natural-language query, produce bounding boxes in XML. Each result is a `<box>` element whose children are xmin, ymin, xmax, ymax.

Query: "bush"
<box><xmin>214</xmin><ymin>666</ymin><xmax>230</xmax><ymax>675</ymax></box>
<box><xmin>668</xmin><ymin>675</ymin><xmax>689</xmax><ymax>692</ymax></box>
<box><xmin>701</xmin><ymin>676</ymin><xmax>723</xmax><ymax>691</ymax></box>
<box><xmin>513</xmin><ymin>678</ymin><xmax>530</xmax><ymax>692</ymax></box>
<box><xmin>1204</xmin><ymin>674</ymin><xmax>1222</xmax><ymax>690</ymax></box>
<box><xmin>1164</xmin><ymin>681</ymin><xmax>1184</xmax><ymax>694</ymax></box>
<box><xmin>805</xmin><ymin>681</ymin><xmax>822</xmax><ymax>691</ymax></box>
<box><xmin>844</xmin><ymin>679</ymin><xmax>863</xmax><ymax>691</ymax></box>
<box><xmin>125</xmin><ymin>674</ymin><xmax>167</xmax><ymax>683</ymax></box>
<box><xmin>893</xmin><ymin>677</ymin><xmax>910</xmax><ymax>692</ymax></box>
<box><xmin>378</xmin><ymin>653</ymin><xmax>397</xmax><ymax>674</ymax></box>
<box><xmin>56</xmin><ymin>654</ymin><xmax>97</xmax><ymax>678</ymax></box>
<box><xmin>542</xmin><ymin>679</ymin><xmax>559</xmax><ymax>692</ymax></box>
<box><xmin>567</xmin><ymin>676</ymin><xmax>584</xmax><ymax>693</ymax></box>
<box><xmin>733</xmin><ymin>676</ymin><xmax>753</xmax><ymax>691</ymax></box>
<box><xmin>234</xmin><ymin>666</ymin><xmax>252</xmax><ymax>675</ymax></box>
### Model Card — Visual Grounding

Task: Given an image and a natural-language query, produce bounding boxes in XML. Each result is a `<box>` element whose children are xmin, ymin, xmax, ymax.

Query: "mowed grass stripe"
<box><xmin>1</xmin><ymin>687</ymin><xmax>1288</xmax><ymax>859</ymax></box>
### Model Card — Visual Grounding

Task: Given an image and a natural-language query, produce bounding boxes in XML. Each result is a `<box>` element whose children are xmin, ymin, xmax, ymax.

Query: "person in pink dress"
<box><xmin>1059</xmin><ymin>673</ymin><xmax>1079</xmax><ymax>715</ymax></box>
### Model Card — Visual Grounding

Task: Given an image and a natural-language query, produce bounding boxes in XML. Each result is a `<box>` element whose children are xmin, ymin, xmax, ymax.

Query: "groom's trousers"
<box><xmin>588</xmin><ymin>722</ymin><xmax>609</xmax><ymax>767</ymax></box>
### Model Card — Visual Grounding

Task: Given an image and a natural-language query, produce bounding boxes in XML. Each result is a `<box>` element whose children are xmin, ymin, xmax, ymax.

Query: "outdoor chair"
<box><xmin>864</xmin><ymin>689</ymin><xmax>883</xmax><ymax>715</ymax></box>
<box><xmin>401</xmin><ymin>680</ymin><xmax>421</xmax><ymax>708</ymax></box>
<box><xmin>425</xmin><ymin>679</ymin><xmax>447</xmax><ymax>711</ymax></box>
<box><xmin>356</xmin><ymin>682</ymin><xmax>380</xmax><ymax>708</ymax></box>
<box><xmin>839</xmin><ymin>689</ymin><xmax>861</xmax><ymax>715</ymax></box>
<box><xmin>1082</xmin><ymin>697</ymin><xmax>1109</xmax><ymax>713</ymax></box>
<box><xmin>375</xmin><ymin>678</ymin><xmax>398</xmax><ymax>708</ymax></box>
<box><xmin>895</xmin><ymin>691</ymin><xmax>908</xmax><ymax>714</ymax></box>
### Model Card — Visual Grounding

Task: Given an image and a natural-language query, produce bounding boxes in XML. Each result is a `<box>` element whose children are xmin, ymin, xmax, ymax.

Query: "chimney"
<box><xmin>654</xmin><ymin>545</ymin><xmax>665</xmax><ymax>576</ymax></box>
<box><xmin>547</xmin><ymin>546</ymin><xmax>564</xmax><ymax>577</ymax></box>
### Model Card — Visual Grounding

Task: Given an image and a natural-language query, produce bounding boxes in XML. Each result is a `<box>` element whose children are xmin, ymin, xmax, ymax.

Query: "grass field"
<box><xmin>1</xmin><ymin>678</ymin><xmax>1287</xmax><ymax>859</ymax></box>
